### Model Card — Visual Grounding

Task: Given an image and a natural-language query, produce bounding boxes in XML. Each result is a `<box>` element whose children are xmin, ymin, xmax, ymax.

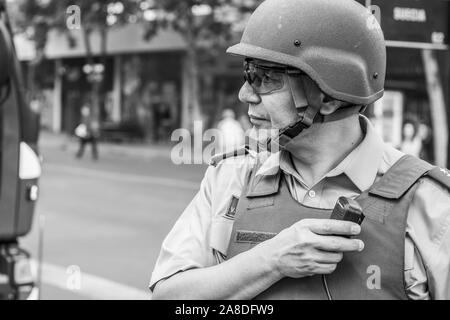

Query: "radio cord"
<box><xmin>322</xmin><ymin>275</ymin><xmax>333</xmax><ymax>300</ymax></box>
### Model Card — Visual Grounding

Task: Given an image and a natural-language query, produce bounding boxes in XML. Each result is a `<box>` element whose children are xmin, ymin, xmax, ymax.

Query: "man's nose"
<box><xmin>238</xmin><ymin>82</ymin><xmax>261</xmax><ymax>105</ymax></box>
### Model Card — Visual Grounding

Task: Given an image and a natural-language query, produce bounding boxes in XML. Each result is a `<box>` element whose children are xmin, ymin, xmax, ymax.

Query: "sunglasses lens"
<box><xmin>244</xmin><ymin>62</ymin><xmax>285</xmax><ymax>94</ymax></box>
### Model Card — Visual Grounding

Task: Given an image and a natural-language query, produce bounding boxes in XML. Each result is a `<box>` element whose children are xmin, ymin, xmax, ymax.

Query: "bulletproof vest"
<box><xmin>225</xmin><ymin>154</ymin><xmax>440</xmax><ymax>300</ymax></box>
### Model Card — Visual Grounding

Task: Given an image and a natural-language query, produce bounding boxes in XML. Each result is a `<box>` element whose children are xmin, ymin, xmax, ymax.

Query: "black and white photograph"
<box><xmin>0</xmin><ymin>0</ymin><xmax>450</xmax><ymax>308</ymax></box>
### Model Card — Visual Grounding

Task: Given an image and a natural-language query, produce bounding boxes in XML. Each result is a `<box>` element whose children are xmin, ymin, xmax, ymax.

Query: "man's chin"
<box><xmin>252</xmin><ymin>123</ymin><xmax>272</xmax><ymax>130</ymax></box>
<box><xmin>249</xmin><ymin>119</ymin><xmax>272</xmax><ymax>130</ymax></box>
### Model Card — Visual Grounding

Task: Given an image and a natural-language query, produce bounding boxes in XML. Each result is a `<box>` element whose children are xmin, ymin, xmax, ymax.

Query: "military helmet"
<box><xmin>227</xmin><ymin>0</ymin><xmax>386</xmax><ymax>105</ymax></box>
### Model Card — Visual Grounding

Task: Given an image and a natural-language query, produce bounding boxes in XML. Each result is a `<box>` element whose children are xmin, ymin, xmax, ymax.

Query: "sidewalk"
<box><xmin>38</xmin><ymin>131</ymin><xmax>173</xmax><ymax>160</ymax></box>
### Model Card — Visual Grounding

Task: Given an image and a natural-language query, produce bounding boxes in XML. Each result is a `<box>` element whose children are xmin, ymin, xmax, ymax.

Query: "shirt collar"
<box><xmin>340</xmin><ymin>116</ymin><xmax>385</xmax><ymax>191</ymax></box>
<box><xmin>255</xmin><ymin>115</ymin><xmax>385</xmax><ymax>192</ymax></box>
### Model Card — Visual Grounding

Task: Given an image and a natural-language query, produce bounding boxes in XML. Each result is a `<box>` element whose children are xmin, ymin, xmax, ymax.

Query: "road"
<box><xmin>22</xmin><ymin>138</ymin><xmax>207</xmax><ymax>299</ymax></box>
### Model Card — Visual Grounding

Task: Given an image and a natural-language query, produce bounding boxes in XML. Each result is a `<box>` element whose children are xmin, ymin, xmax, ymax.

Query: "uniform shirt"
<box><xmin>150</xmin><ymin>116</ymin><xmax>450</xmax><ymax>299</ymax></box>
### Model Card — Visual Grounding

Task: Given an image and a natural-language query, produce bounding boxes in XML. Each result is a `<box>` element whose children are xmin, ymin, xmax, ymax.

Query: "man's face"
<box><xmin>238</xmin><ymin>60</ymin><xmax>305</xmax><ymax>130</ymax></box>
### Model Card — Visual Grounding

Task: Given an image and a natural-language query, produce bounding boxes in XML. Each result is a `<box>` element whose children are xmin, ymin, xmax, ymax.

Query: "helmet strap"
<box><xmin>264</xmin><ymin>76</ymin><xmax>362</xmax><ymax>152</ymax></box>
<box><xmin>264</xmin><ymin>76</ymin><xmax>321</xmax><ymax>151</ymax></box>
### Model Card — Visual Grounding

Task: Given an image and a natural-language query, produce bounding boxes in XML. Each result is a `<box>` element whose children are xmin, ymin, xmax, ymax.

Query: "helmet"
<box><xmin>227</xmin><ymin>0</ymin><xmax>386</xmax><ymax>106</ymax></box>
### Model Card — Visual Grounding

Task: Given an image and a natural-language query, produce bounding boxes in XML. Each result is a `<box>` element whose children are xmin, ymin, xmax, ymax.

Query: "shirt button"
<box><xmin>308</xmin><ymin>190</ymin><xmax>316</xmax><ymax>198</ymax></box>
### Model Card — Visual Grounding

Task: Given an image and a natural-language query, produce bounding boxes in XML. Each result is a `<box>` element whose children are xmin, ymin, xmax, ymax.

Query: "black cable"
<box><xmin>322</xmin><ymin>275</ymin><xmax>333</xmax><ymax>300</ymax></box>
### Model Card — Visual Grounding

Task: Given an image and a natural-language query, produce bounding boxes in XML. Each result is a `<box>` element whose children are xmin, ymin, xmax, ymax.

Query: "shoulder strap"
<box><xmin>425</xmin><ymin>166</ymin><xmax>450</xmax><ymax>190</ymax></box>
<box><xmin>369</xmin><ymin>154</ymin><xmax>433</xmax><ymax>199</ymax></box>
<box><xmin>209</xmin><ymin>145</ymin><xmax>251</xmax><ymax>167</ymax></box>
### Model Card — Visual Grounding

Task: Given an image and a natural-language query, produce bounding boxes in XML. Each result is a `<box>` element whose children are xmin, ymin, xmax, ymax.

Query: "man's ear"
<box><xmin>319</xmin><ymin>94</ymin><xmax>343</xmax><ymax>115</ymax></box>
<box><xmin>299</xmin><ymin>76</ymin><xmax>323</xmax><ymax>110</ymax></box>
<box><xmin>300</xmin><ymin>76</ymin><xmax>348</xmax><ymax>115</ymax></box>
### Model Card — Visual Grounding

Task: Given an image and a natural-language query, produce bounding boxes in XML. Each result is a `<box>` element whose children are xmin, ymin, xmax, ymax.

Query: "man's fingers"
<box><xmin>314</xmin><ymin>251</ymin><xmax>343</xmax><ymax>264</ymax></box>
<box><xmin>314</xmin><ymin>235</ymin><xmax>364</xmax><ymax>252</ymax></box>
<box><xmin>302</xmin><ymin>219</ymin><xmax>361</xmax><ymax>236</ymax></box>
<box><xmin>312</xmin><ymin>263</ymin><xmax>338</xmax><ymax>275</ymax></box>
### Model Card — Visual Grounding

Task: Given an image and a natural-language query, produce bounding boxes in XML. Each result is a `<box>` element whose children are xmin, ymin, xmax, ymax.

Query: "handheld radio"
<box><xmin>330</xmin><ymin>197</ymin><xmax>364</xmax><ymax>226</ymax></box>
<box><xmin>322</xmin><ymin>197</ymin><xmax>364</xmax><ymax>300</ymax></box>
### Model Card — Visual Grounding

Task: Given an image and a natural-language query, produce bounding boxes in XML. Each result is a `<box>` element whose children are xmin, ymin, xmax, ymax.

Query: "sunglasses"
<box><xmin>243</xmin><ymin>60</ymin><xmax>304</xmax><ymax>95</ymax></box>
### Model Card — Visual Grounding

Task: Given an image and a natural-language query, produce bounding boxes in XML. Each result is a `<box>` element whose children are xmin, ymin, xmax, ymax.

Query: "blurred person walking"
<box><xmin>217</xmin><ymin>109</ymin><xmax>245</xmax><ymax>153</ymax></box>
<box><xmin>154</xmin><ymin>102</ymin><xmax>173</xmax><ymax>143</ymax></box>
<box><xmin>75</xmin><ymin>103</ymin><xmax>100</xmax><ymax>160</ymax></box>
<box><xmin>400</xmin><ymin>122</ymin><xmax>422</xmax><ymax>157</ymax></box>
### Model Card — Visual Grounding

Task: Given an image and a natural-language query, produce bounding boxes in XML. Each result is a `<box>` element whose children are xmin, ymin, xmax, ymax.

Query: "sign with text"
<box><xmin>356</xmin><ymin>0</ymin><xmax>449</xmax><ymax>49</ymax></box>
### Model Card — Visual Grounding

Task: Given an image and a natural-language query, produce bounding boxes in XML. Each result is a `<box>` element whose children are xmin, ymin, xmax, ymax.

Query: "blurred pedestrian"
<box><xmin>400</xmin><ymin>122</ymin><xmax>422</xmax><ymax>157</ymax></box>
<box><xmin>217</xmin><ymin>109</ymin><xmax>245</xmax><ymax>153</ymax></box>
<box><xmin>75</xmin><ymin>103</ymin><xmax>100</xmax><ymax>160</ymax></box>
<box><xmin>153</xmin><ymin>102</ymin><xmax>173</xmax><ymax>143</ymax></box>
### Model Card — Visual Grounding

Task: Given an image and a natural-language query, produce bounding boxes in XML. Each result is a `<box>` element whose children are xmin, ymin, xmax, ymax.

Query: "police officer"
<box><xmin>150</xmin><ymin>0</ymin><xmax>450</xmax><ymax>299</ymax></box>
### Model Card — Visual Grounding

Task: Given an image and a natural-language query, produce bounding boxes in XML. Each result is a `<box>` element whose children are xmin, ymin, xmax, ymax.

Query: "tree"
<box><xmin>12</xmin><ymin>0</ymin><xmax>260</xmax><ymax>131</ymax></box>
<box><xmin>422</xmin><ymin>49</ymin><xmax>448</xmax><ymax>167</ymax></box>
<box><xmin>14</xmin><ymin>0</ymin><xmax>141</xmax><ymax>124</ymax></box>
<box><xmin>142</xmin><ymin>0</ymin><xmax>258</xmax><ymax>130</ymax></box>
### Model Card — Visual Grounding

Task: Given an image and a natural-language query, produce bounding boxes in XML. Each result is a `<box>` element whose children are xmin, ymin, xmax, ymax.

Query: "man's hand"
<box><xmin>256</xmin><ymin>218</ymin><xmax>364</xmax><ymax>279</ymax></box>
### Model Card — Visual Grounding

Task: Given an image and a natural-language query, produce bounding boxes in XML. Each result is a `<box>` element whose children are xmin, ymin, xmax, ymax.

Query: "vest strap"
<box><xmin>246</xmin><ymin>157</ymin><xmax>282</xmax><ymax>197</ymax></box>
<box><xmin>369</xmin><ymin>154</ymin><xmax>433</xmax><ymax>199</ymax></box>
<box><xmin>209</xmin><ymin>145</ymin><xmax>250</xmax><ymax>167</ymax></box>
<box><xmin>426</xmin><ymin>166</ymin><xmax>450</xmax><ymax>190</ymax></box>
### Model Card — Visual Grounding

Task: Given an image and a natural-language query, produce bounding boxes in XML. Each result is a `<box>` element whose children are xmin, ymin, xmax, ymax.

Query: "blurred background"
<box><xmin>1</xmin><ymin>0</ymin><xmax>449</xmax><ymax>299</ymax></box>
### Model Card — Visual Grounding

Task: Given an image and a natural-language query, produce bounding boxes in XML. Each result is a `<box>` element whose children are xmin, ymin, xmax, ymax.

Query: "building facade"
<box><xmin>13</xmin><ymin>0</ymin><xmax>450</xmax><ymax>166</ymax></box>
<box><xmin>355</xmin><ymin>0</ymin><xmax>450</xmax><ymax>166</ymax></box>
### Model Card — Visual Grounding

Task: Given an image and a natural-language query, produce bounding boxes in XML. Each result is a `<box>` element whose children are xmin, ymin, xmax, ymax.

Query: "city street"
<box><xmin>22</xmin><ymin>134</ymin><xmax>207</xmax><ymax>299</ymax></box>
<box><xmin>1</xmin><ymin>0</ymin><xmax>449</xmax><ymax>306</ymax></box>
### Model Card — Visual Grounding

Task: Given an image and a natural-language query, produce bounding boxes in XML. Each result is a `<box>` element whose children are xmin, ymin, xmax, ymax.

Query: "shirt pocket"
<box><xmin>209</xmin><ymin>216</ymin><xmax>234</xmax><ymax>258</ymax></box>
<box><xmin>247</xmin><ymin>196</ymin><xmax>275</xmax><ymax>210</ymax></box>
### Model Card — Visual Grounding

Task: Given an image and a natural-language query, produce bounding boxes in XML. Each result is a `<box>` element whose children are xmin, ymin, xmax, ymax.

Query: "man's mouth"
<box><xmin>248</xmin><ymin>114</ymin><xmax>269</xmax><ymax>122</ymax></box>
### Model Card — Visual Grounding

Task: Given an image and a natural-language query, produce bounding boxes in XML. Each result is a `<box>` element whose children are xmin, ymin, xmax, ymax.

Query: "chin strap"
<box><xmin>264</xmin><ymin>76</ymin><xmax>362</xmax><ymax>152</ymax></box>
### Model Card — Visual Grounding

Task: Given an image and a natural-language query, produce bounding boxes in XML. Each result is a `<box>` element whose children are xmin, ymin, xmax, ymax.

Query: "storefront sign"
<box><xmin>393</xmin><ymin>7</ymin><xmax>427</xmax><ymax>23</ymax></box>
<box><xmin>356</xmin><ymin>0</ymin><xmax>449</xmax><ymax>49</ymax></box>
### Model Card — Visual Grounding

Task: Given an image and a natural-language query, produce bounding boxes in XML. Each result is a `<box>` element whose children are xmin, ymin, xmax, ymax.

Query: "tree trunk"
<box><xmin>27</xmin><ymin>46</ymin><xmax>45</xmax><ymax>102</ymax></box>
<box><xmin>99</xmin><ymin>26</ymin><xmax>108</xmax><ymax>121</ymax></box>
<box><xmin>187</xmin><ymin>47</ymin><xmax>202</xmax><ymax>129</ymax></box>
<box><xmin>422</xmin><ymin>49</ymin><xmax>448</xmax><ymax>167</ymax></box>
<box><xmin>81</xmin><ymin>26</ymin><xmax>94</xmax><ymax>67</ymax></box>
<box><xmin>27</xmin><ymin>61</ymin><xmax>36</xmax><ymax>100</ymax></box>
<box><xmin>181</xmin><ymin>24</ymin><xmax>203</xmax><ymax>132</ymax></box>
<box><xmin>81</xmin><ymin>26</ymin><xmax>101</xmax><ymax>123</ymax></box>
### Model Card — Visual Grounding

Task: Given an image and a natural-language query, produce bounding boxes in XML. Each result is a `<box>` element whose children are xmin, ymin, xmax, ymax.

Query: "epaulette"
<box><xmin>426</xmin><ymin>166</ymin><xmax>450</xmax><ymax>190</ymax></box>
<box><xmin>209</xmin><ymin>145</ymin><xmax>251</xmax><ymax>167</ymax></box>
<box><xmin>368</xmin><ymin>154</ymin><xmax>432</xmax><ymax>199</ymax></box>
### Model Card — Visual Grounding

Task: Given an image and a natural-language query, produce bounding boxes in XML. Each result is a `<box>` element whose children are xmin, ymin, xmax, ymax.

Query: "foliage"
<box><xmin>9</xmin><ymin>0</ymin><xmax>262</xmax><ymax>127</ymax></box>
<box><xmin>142</xmin><ymin>0</ymin><xmax>257</xmax><ymax>58</ymax></box>
<box><xmin>14</xmin><ymin>0</ymin><xmax>141</xmax><ymax>51</ymax></box>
